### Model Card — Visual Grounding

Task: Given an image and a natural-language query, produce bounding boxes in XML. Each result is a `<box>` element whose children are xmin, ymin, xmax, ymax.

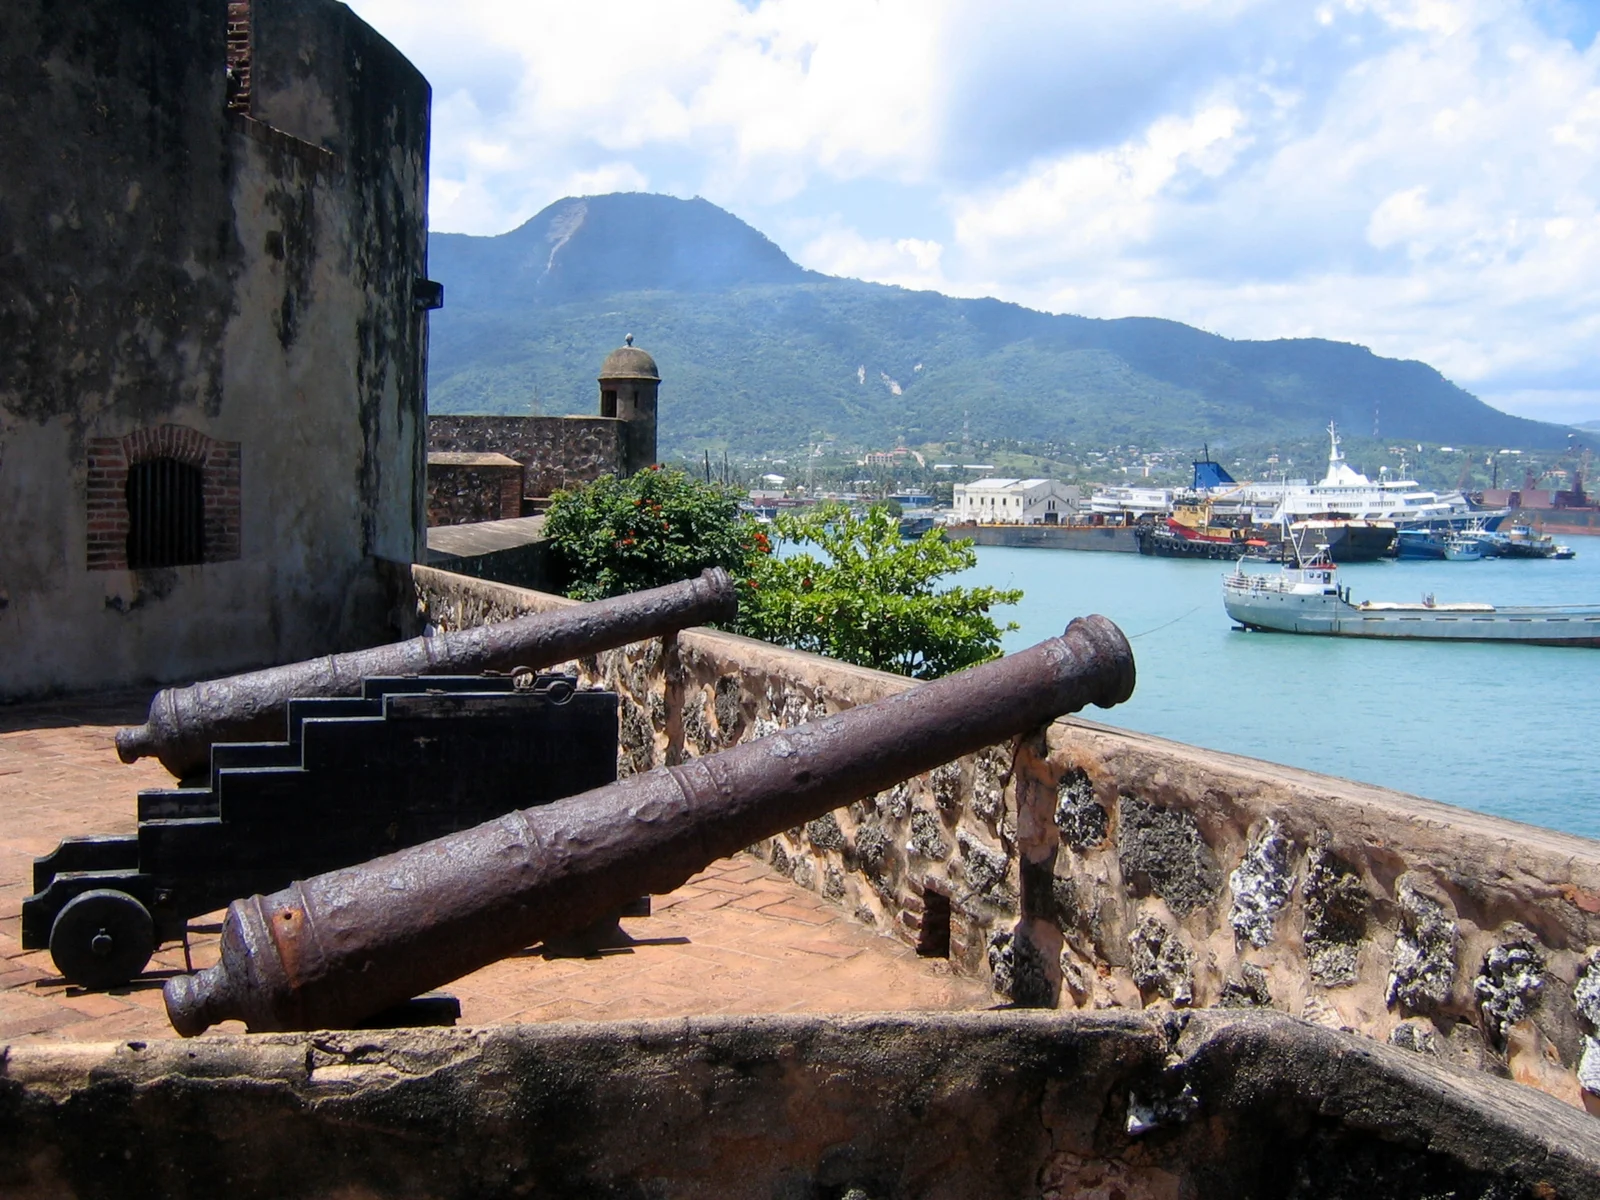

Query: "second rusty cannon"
<box><xmin>26</xmin><ymin>672</ymin><xmax>623</xmax><ymax>989</ymax></box>
<box><xmin>116</xmin><ymin>568</ymin><xmax>738</xmax><ymax>778</ymax></box>
<box><xmin>164</xmin><ymin>614</ymin><xmax>1136</xmax><ymax>1035</ymax></box>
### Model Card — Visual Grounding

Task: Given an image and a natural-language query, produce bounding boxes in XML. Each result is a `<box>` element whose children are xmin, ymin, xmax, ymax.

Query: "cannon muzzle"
<box><xmin>164</xmin><ymin>614</ymin><xmax>1134</xmax><ymax>1035</ymax></box>
<box><xmin>117</xmin><ymin>569</ymin><xmax>738</xmax><ymax>778</ymax></box>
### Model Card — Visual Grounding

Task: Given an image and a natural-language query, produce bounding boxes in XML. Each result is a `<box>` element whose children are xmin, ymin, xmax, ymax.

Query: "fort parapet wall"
<box><xmin>4</xmin><ymin>1011</ymin><xmax>1598</xmax><ymax>1198</ymax></box>
<box><xmin>428</xmin><ymin>414</ymin><xmax>623</xmax><ymax>499</ymax></box>
<box><xmin>412</xmin><ymin>564</ymin><xmax>1600</xmax><ymax>1112</ymax></box>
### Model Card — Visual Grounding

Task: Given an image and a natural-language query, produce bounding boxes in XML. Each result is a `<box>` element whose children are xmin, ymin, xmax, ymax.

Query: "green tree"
<box><xmin>544</xmin><ymin>467</ymin><xmax>767</xmax><ymax>601</ymax></box>
<box><xmin>740</xmin><ymin>504</ymin><xmax>1021</xmax><ymax>679</ymax></box>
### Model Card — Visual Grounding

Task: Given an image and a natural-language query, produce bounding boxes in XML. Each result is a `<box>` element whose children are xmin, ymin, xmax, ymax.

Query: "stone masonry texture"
<box><xmin>429</xmin><ymin>414</ymin><xmax>624</xmax><ymax>498</ymax></box>
<box><xmin>1</xmin><ymin>0</ymin><xmax>430</xmax><ymax>699</ymax></box>
<box><xmin>426</xmin><ymin>455</ymin><xmax>525</xmax><ymax>525</ymax></box>
<box><xmin>411</xmin><ymin>564</ymin><xmax>1600</xmax><ymax>1113</ymax></box>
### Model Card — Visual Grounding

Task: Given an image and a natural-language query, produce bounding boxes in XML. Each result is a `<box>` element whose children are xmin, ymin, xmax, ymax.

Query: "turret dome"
<box><xmin>598</xmin><ymin>334</ymin><xmax>659</xmax><ymax>381</ymax></box>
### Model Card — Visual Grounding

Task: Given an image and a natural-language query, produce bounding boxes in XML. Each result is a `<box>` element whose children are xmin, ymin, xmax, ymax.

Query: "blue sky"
<box><xmin>349</xmin><ymin>0</ymin><xmax>1600</xmax><ymax>425</ymax></box>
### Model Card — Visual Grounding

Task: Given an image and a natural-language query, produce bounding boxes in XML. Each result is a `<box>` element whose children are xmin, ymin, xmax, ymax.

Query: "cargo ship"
<box><xmin>1223</xmin><ymin>553</ymin><xmax>1600</xmax><ymax>646</ymax></box>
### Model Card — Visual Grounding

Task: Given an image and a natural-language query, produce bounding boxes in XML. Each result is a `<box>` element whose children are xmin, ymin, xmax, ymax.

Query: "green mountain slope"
<box><xmin>427</xmin><ymin>193</ymin><xmax>1572</xmax><ymax>455</ymax></box>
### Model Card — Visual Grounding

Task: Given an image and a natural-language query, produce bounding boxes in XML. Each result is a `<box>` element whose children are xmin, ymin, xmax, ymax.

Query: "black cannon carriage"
<box><xmin>23</xmin><ymin>672</ymin><xmax>619</xmax><ymax>989</ymax></box>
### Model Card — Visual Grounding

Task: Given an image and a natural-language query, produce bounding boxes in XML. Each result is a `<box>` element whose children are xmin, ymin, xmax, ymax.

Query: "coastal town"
<box><xmin>730</xmin><ymin>424</ymin><xmax>1597</xmax><ymax>562</ymax></box>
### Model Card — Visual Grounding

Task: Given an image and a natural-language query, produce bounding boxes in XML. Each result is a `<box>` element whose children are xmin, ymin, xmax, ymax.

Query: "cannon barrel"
<box><xmin>165</xmin><ymin>615</ymin><xmax>1134</xmax><ymax>1035</ymax></box>
<box><xmin>116</xmin><ymin>569</ymin><xmax>739</xmax><ymax>778</ymax></box>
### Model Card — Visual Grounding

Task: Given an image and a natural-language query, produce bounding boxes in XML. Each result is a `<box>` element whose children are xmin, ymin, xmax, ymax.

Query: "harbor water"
<box><xmin>957</xmin><ymin>533</ymin><xmax>1600</xmax><ymax>839</ymax></box>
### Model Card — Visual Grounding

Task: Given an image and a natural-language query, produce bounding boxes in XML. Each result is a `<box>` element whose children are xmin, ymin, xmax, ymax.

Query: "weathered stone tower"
<box><xmin>0</xmin><ymin>0</ymin><xmax>433</xmax><ymax>701</ymax></box>
<box><xmin>597</xmin><ymin>335</ymin><xmax>660</xmax><ymax>477</ymax></box>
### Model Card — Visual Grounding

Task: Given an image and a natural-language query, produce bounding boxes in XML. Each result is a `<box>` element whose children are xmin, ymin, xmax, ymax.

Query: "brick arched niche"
<box><xmin>86</xmin><ymin>426</ymin><xmax>241</xmax><ymax>571</ymax></box>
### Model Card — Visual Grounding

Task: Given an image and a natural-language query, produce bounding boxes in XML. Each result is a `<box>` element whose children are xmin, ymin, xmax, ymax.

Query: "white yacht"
<box><xmin>1265</xmin><ymin>425</ymin><xmax>1504</xmax><ymax>530</ymax></box>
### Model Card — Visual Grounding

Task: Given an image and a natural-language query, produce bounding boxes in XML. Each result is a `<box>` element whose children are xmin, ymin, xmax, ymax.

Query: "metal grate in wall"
<box><xmin>126</xmin><ymin>457</ymin><xmax>205</xmax><ymax>569</ymax></box>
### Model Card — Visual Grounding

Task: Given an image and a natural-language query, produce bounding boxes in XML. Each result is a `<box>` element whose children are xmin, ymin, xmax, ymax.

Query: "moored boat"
<box><xmin>1395</xmin><ymin>528</ymin><xmax>1449</xmax><ymax>560</ymax></box>
<box><xmin>1482</xmin><ymin>525</ymin><xmax>1563</xmax><ymax>559</ymax></box>
<box><xmin>1441</xmin><ymin>533</ymin><xmax>1484</xmax><ymax>561</ymax></box>
<box><xmin>1266</xmin><ymin>424</ymin><xmax>1508</xmax><ymax>531</ymax></box>
<box><xmin>1286</xmin><ymin>517</ymin><xmax>1395</xmax><ymax>562</ymax></box>
<box><xmin>1222</xmin><ymin>552</ymin><xmax>1600</xmax><ymax>646</ymax></box>
<box><xmin>1137</xmin><ymin>525</ymin><xmax>1282</xmax><ymax>560</ymax></box>
<box><xmin>1137</xmin><ymin>499</ymin><xmax>1281</xmax><ymax>560</ymax></box>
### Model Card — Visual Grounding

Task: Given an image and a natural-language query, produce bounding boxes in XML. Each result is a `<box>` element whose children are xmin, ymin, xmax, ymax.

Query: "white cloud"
<box><xmin>795</xmin><ymin>227</ymin><xmax>960</xmax><ymax>293</ymax></box>
<box><xmin>346</xmin><ymin>0</ymin><xmax>1600</xmax><ymax>423</ymax></box>
<box><xmin>951</xmin><ymin>103</ymin><xmax>1246</xmax><ymax>275</ymax></box>
<box><xmin>352</xmin><ymin>0</ymin><xmax>945</xmax><ymax>232</ymax></box>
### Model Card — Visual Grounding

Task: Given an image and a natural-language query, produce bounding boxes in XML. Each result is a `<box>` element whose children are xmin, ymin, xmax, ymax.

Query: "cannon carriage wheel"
<box><xmin>49</xmin><ymin>889</ymin><xmax>156</xmax><ymax>990</ymax></box>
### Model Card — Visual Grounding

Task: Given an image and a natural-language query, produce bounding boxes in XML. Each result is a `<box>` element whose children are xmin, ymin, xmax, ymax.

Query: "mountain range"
<box><xmin>426</xmin><ymin>193</ymin><xmax>1573</xmax><ymax>456</ymax></box>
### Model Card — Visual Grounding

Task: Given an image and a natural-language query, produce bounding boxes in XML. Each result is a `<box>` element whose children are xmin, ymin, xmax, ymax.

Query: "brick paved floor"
<box><xmin>0</xmin><ymin>693</ymin><xmax>992</xmax><ymax>1044</ymax></box>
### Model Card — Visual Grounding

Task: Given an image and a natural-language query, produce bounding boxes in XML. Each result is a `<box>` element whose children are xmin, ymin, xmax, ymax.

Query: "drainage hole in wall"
<box><xmin>916</xmin><ymin>890</ymin><xmax>951</xmax><ymax>958</ymax></box>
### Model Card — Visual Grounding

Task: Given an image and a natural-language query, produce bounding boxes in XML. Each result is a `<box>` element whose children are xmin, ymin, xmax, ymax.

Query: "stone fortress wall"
<box><xmin>428</xmin><ymin>414</ymin><xmax>625</xmax><ymax>505</ymax></box>
<box><xmin>0</xmin><ymin>0</ymin><xmax>432</xmax><ymax>700</ymax></box>
<box><xmin>413</xmin><ymin>563</ymin><xmax>1600</xmax><ymax>1112</ymax></box>
<box><xmin>423</xmin><ymin>452</ymin><xmax>525</xmax><ymax>525</ymax></box>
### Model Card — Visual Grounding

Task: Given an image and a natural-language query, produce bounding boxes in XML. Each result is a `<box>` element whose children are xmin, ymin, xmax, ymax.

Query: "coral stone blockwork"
<box><xmin>429</xmin><ymin>415</ymin><xmax>624</xmax><ymax>499</ymax></box>
<box><xmin>84</xmin><ymin>425</ymin><xmax>241</xmax><ymax>571</ymax></box>
<box><xmin>426</xmin><ymin>452</ymin><xmax>525</xmax><ymax>525</ymax></box>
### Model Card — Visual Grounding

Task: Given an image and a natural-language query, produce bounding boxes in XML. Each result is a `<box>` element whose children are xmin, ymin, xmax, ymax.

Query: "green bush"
<box><xmin>544</xmin><ymin>467</ymin><xmax>766</xmax><ymax>601</ymax></box>
<box><xmin>545</xmin><ymin>479</ymin><xmax>1021</xmax><ymax>679</ymax></box>
<box><xmin>741</xmin><ymin>504</ymin><xmax>1021</xmax><ymax>679</ymax></box>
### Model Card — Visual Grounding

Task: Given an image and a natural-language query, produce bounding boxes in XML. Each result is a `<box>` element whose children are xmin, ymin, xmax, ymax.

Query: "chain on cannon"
<box><xmin>164</xmin><ymin>614</ymin><xmax>1135</xmax><ymax>1035</ymax></box>
<box><xmin>116</xmin><ymin>568</ymin><xmax>739</xmax><ymax>778</ymax></box>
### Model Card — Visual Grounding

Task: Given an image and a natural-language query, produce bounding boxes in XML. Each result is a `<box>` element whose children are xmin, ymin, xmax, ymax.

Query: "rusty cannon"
<box><xmin>164</xmin><ymin>614</ymin><xmax>1135</xmax><ymax>1035</ymax></box>
<box><xmin>116</xmin><ymin>568</ymin><xmax>738</xmax><ymax>778</ymax></box>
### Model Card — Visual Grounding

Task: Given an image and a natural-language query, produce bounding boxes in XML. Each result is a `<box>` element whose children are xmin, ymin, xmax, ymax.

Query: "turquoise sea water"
<box><xmin>955</xmin><ymin>533</ymin><xmax>1600</xmax><ymax>840</ymax></box>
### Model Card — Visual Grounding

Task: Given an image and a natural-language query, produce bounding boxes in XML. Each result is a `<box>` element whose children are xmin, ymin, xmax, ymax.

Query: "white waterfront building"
<box><xmin>952</xmin><ymin>478</ymin><xmax>1082</xmax><ymax>525</ymax></box>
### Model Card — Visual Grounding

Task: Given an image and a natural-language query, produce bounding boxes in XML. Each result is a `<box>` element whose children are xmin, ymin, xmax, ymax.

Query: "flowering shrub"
<box><xmin>544</xmin><ymin>467</ymin><xmax>764</xmax><ymax>602</ymax></box>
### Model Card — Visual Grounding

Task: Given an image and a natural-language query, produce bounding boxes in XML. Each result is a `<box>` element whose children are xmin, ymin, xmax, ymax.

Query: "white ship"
<box><xmin>1263</xmin><ymin>425</ymin><xmax>1501</xmax><ymax>529</ymax></box>
<box><xmin>1091</xmin><ymin>425</ymin><xmax>1506</xmax><ymax>533</ymax></box>
<box><xmin>1223</xmin><ymin>552</ymin><xmax>1600</xmax><ymax>646</ymax></box>
<box><xmin>1084</xmin><ymin>485</ymin><xmax>1175</xmax><ymax>520</ymax></box>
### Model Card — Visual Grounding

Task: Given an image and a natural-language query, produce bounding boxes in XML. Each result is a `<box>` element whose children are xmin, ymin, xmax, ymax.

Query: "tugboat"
<box><xmin>1136</xmin><ymin>498</ymin><xmax>1281</xmax><ymax>560</ymax></box>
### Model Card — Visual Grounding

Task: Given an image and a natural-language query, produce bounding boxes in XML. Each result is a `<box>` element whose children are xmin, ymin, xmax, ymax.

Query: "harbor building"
<box><xmin>952</xmin><ymin>477</ymin><xmax>1083</xmax><ymax>525</ymax></box>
